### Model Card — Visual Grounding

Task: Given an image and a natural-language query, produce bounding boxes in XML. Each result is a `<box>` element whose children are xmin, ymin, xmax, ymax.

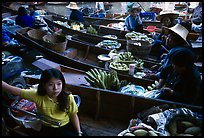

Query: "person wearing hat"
<box><xmin>66</xmin><ymin>2</ymin><xmax>84</xmax><ymax>23</ymax></box>
<box><xmin>124</xmin><ymin>6</ymin><xmax>143</xmax><ymax>33</ymax></box>
<box><xmin>145</xmin><ymin>22</ymin><xmax>192</xmax><ymax>81</ymax></box>
<box><xmin>156</xmin><ymin>48</ymin><xmax>202</xmax><ymax>105</ymax></box>
<box><xmin>156</xmin><ymin>10</ymin><xmax>179</xmax><ymax>27</ymax></box>
<box><xmin>90</xmin><ymin>2</ymin><xmax>106</xmax><ymax>18</ymax></box>
<box><xmin>187</xmin><ymin>2</ymin><xmax>202</xmax><ymax>25</ymax></box>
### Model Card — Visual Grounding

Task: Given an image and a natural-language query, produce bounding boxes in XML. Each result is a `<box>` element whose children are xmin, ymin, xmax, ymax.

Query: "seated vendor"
<box><xmin>156</xmin><ymin>48</ymin><xmax>202</xmax><ymax>106</ymax></box>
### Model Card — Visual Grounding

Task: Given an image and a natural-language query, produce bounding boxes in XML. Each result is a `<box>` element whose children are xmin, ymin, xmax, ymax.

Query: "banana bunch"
<box><xmin>87</xmin><ymin>25</ymin><xmax>98</xmax><ymax>35</ymax></box>
<box><xmin>84</xmin><ymin>68</ymin><xmax>128</xmax><ymax>91</ymax></box>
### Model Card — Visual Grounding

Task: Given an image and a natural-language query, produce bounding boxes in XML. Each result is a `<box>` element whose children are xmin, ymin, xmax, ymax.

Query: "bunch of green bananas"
<box><xmin>84</xmin><ymin>68</ymin><xmax>129</xmax><ymax>91</ymax></box>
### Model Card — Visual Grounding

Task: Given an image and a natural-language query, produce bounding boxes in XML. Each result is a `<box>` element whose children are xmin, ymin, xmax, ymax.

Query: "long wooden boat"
<box><xmin>15</xmin><ymin>27</ymin><xmax>158</xmax><ymax>84</ymax></box>
<box><xmin>3</xmin><ymin>56</ymin><xmax>202</xmax><ymax>136</ymax></box>
<box><xmin>21</xmin><ymin>57</ymin><xmax>203</xmax><ymax>123</ymax></box>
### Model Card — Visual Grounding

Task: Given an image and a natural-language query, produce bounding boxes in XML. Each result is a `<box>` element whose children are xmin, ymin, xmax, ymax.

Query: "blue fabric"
<box><xmin>15</xmin><ymin>15</ymin><xmax>34</xmax><ymax>27</ymax></box>
<box><xmin>69</xmin><ymin>10</ymin><xmax>84</xmax><ymax>22</ymax></box>
<box><xmin>140</xmin><ymin>12</ymin><xmax>156</xmax><ymax>21</ymax></box>
<box><xmin>2</xmin><ymin>25</ymin><xmax>11</xmax><ymax>43</ymax></box>
<box><xmin>124</xmin><ymin>15</ymin><xmax>142</xmax><ymax>31</ymax></box>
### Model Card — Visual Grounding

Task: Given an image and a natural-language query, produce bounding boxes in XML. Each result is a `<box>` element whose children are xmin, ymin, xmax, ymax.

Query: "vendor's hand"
<box><xmin>144</xmin><ymin>73</ymin><xmax>158</xmax><ymax>80</ymax></box>
<box><xmin>150</xmin><ymin>65</ymin><xmax>158</xmax><ymax>71</ymax></box>
<box><xmin>161</xmin><ymin>87</ymin><xmax>174</xmax><ymax>95</ymax></box>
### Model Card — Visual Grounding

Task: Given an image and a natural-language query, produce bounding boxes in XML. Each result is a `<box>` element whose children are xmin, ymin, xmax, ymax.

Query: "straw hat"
<box><xmin>156</xmin><ymin>10</ymin><xmax>179</xmax><ymax>21</ymax></box>
<box><xmin>66</xmin><ymin>2</ymin><xmax>79</xmax><ymax>10</ymax></box>
<box><xmin>163</xmin><ymin>23</ymin><xmax>189</xmax><ymax>46</ymax></box>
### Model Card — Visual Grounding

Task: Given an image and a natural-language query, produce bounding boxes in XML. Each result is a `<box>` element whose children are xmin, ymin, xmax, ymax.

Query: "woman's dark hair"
<box><xmin>170</xmin><ymin>48</ymin><xmax>195</xmax><ymax>69</ymax></box>
<box><xmin>28</xmin><ymin>4</ymin><xmax>37</xmax><ymax>10</ymax></box>
<box><xmin>37</xmin><ymin>68</ymin><xmax>71</xmax><ymax>112</ymax></box>
<box><xmin>18</xmin><ymin>7</ymin><xmax>29</xmax><ymax>16</ymax></box>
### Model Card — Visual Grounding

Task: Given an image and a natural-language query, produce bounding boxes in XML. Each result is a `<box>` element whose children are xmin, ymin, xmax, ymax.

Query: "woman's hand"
<box><xmin>161</xmin><ymin>87</ymin><xmax>174</xmax><ymax>95</ymax></box>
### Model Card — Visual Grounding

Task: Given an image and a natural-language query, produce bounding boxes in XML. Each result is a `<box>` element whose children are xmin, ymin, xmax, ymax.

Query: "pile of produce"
<box><xmin>118</xmin><ymin>124</ymin><xmax>159</xmax><ymax>136</ymax></box>
<box><xmin>135</xmin><ymin>59</ymin><xmax>144</xmax><ymax>69</ymax></box>
<box><xmin>85</xmin><ymin>68</ymin><xmax>128</xmax><ymax>91</ymax></box>
<box><xmin>109</xmin><ymin>62</ymin><xmax>129</xmax><ymax>71</ymax></box>
<box><xmin>86</xmin><ymin>25</ymin><xmax>98</xmax><ymax>35</ymax></box>
<box><xmin>116</xmin><ymin>52</ymin><xmax>134</xmax><ymax>61</ymax></box>
<box><xmin>166</xmin><ymin>119</ymin><xmax>202</xmax><ymax>136</ymax></box>
<box><xmin>96</xmin><ymin>40</ymin><xmax>121</xmax><ymax>50</ymax></box>
<box><xmin>103</xmin><ymin>35</ymin><xmax>117</xmax><ymax>39</ymax></box>
<box><xmin>70</xmin><ymin>22</ymin><xmax>85</xmax><ymax>31</ymax></box>
<box><xmin>54</xmin><ymin>20</ymin><xmax>70</xmax><ymax>28</ymax></box>
<box><xmin>125</xmin><ymin>31</ymin><xmax>154</xmax><ymax>44</ymax></box>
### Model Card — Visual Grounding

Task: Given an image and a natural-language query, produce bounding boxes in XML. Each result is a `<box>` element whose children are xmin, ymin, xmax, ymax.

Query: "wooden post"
<box><xmin>95</xmin><ymin>90</ymin><xmax>101</xmax><ymax>120</ymax></box>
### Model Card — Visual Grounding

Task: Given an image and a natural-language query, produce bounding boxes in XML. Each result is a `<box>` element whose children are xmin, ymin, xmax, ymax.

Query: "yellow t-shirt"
<box><xmin>21</xmin><ymin>88</ymin><xmax>78</xmax><ymax>128</ymax></box>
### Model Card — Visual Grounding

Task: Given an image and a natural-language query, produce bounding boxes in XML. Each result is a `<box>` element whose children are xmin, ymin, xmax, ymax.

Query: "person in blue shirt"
<box><xmin>15</xmin><ymin>6</ymin><xmax>34</xmax><ymax>27</ymax></box>
<box><xmin>145</xmin><ymin>22</ymin><xmax>192</xmax><ymax>80</ymax></box>
<box><xmin>89</xmin><ymin>2</ymin><xmax>106</xmax><ymax>18</ymax></box>
<box><xmin>124</xmin><ymin>6</ymin><xmax>143</xmax><ymax>33</ymax></box>
<box><xmin>66</xmin><ymin>2</ymin><xmax>84</xmax><ymax>23</ymax></box>
<box><xmin>157</xmin><ymin>48</ymin><xmax>202</xmax><ymax>105</ymax></box>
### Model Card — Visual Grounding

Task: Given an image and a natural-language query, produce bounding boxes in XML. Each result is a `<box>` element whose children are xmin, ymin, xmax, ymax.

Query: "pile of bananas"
<box><xmin>85</xmin><ymin>68</ymin><xmax>128</xmax><ymax>91</ymax></box>
<box><xmin>87</xmin><ymin>25</ymin><xmax>98</xmax><ymax>35</ymax></box>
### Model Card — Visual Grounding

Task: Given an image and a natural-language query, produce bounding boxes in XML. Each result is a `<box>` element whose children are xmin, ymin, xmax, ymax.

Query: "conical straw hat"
<box><xmin>163</xmin><ymin>23</ymin><xmax>189</xmax><ymax>46</ymax></box>
<box><xmin>66</xmin><ymin>2</ymin><xmax>79</xmax><ymax>10</ymax></box>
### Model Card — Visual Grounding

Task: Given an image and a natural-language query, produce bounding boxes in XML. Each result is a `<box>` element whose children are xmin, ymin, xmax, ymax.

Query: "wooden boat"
<box><xmin>15</xmin><ymin>27</ymin><xmax>158</xmax><ymax>84</ymax></box>
<box><xmin>19</xmin><ymin>57</ymin><xmax>204</xmax><ymax>122</ymax></box>
<box><xmin>3</xmin><ymin>56</ymin><xmax>202</xmax><ymax>136</ymax></box>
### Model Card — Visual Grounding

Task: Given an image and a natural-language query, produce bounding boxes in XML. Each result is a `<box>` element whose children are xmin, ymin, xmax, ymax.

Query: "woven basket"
<box><xmin>43</xmin><ymin>34</ymin><xmax>67</xmax><ymax>53</ymax></box>
<box><xmin>126</xmin><ymin>39</ymin><xmax>152</xmax><ymax>58</ymax></box>
<box><xmin>27</xmin><ymin>29</ymin><xmax>47</xmax><ymax>41</ymax></box>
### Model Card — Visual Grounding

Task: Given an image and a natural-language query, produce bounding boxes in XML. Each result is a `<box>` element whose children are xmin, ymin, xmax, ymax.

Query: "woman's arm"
<box><xmin>70</xmin><ymin>113</ymin><xmax>82</xmax><ymax>136</ymax></box>
<box><xmin>2</xmin><ymin>81</ymin><xmax>22</xmax><ymax>96</ymax></box>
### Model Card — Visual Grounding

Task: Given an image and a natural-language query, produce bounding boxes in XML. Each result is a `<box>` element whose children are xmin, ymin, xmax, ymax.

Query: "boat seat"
<box><xmin>62</xmin><ymin>48</ymin><xmax>78</xmax><ymax>58</ymax></box>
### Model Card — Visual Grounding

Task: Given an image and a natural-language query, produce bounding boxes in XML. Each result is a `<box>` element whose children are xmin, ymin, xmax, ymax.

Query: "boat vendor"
<box><xmin>66</xmin><ymin>2</ymin><xmax>84</xmax><ymax>23</ymax></box>
<box><xmin>2</xmin><ymin>68</ymin><xmax>87</xmax><ymax>136</ymax></box>
<box><xmin>156</xmin><ymin>48</ymin><xmax>202</xmax><ymax>106</ymax></box>
<box><xmin>186</xmin><ymin>2</ymin><xmax>202</xmax><ymax>25</ymax></box>
<box><xmin>156</xmin><ymin>10</ymin><xmax>179</xmax><ymax>27</ymax></box>
<box><xmin>144</xmin><ymin>22</ymin><xmax>192</xmax><ymax>80</ymax></box>
<box><xmin>90</xmin><ymin>2</ymin><xmax>106</xmax><ymax>18</ymax></box>
<box><xmin>124</xmin><ymin>6</ymin><xmax>143</xmax><ymax>33</ymax></box>
<box><xmin>15</xmin><ymin>6</ymin><xmax>34</xmax><ymax>27</ymax></box>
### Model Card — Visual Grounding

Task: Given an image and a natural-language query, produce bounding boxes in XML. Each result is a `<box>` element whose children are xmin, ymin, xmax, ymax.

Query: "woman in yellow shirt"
<box><xmin>2</xmin><ymin>68</ymin><xmax>86</xmax><ymax>136</ymax></box>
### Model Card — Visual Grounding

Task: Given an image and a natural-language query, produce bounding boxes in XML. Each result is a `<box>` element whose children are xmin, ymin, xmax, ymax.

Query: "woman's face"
<box><xmin>162</xmin><ymin>17</ymin><xmax>172</xmax><ymax>27</ymax></box>
<box><xmin>44</xmin><ymin>77</ymin><xmax>63</xmax><ymax>98</ymax></box>
<box><xmin>172</xmin><ymin>63</ymin><xmax>186</xmax><ymax>74</ymax></box>
<box><xmin>130</xmin><ymin>9</ymin><xmax>138</xmax><ymax>17</ymax></box>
